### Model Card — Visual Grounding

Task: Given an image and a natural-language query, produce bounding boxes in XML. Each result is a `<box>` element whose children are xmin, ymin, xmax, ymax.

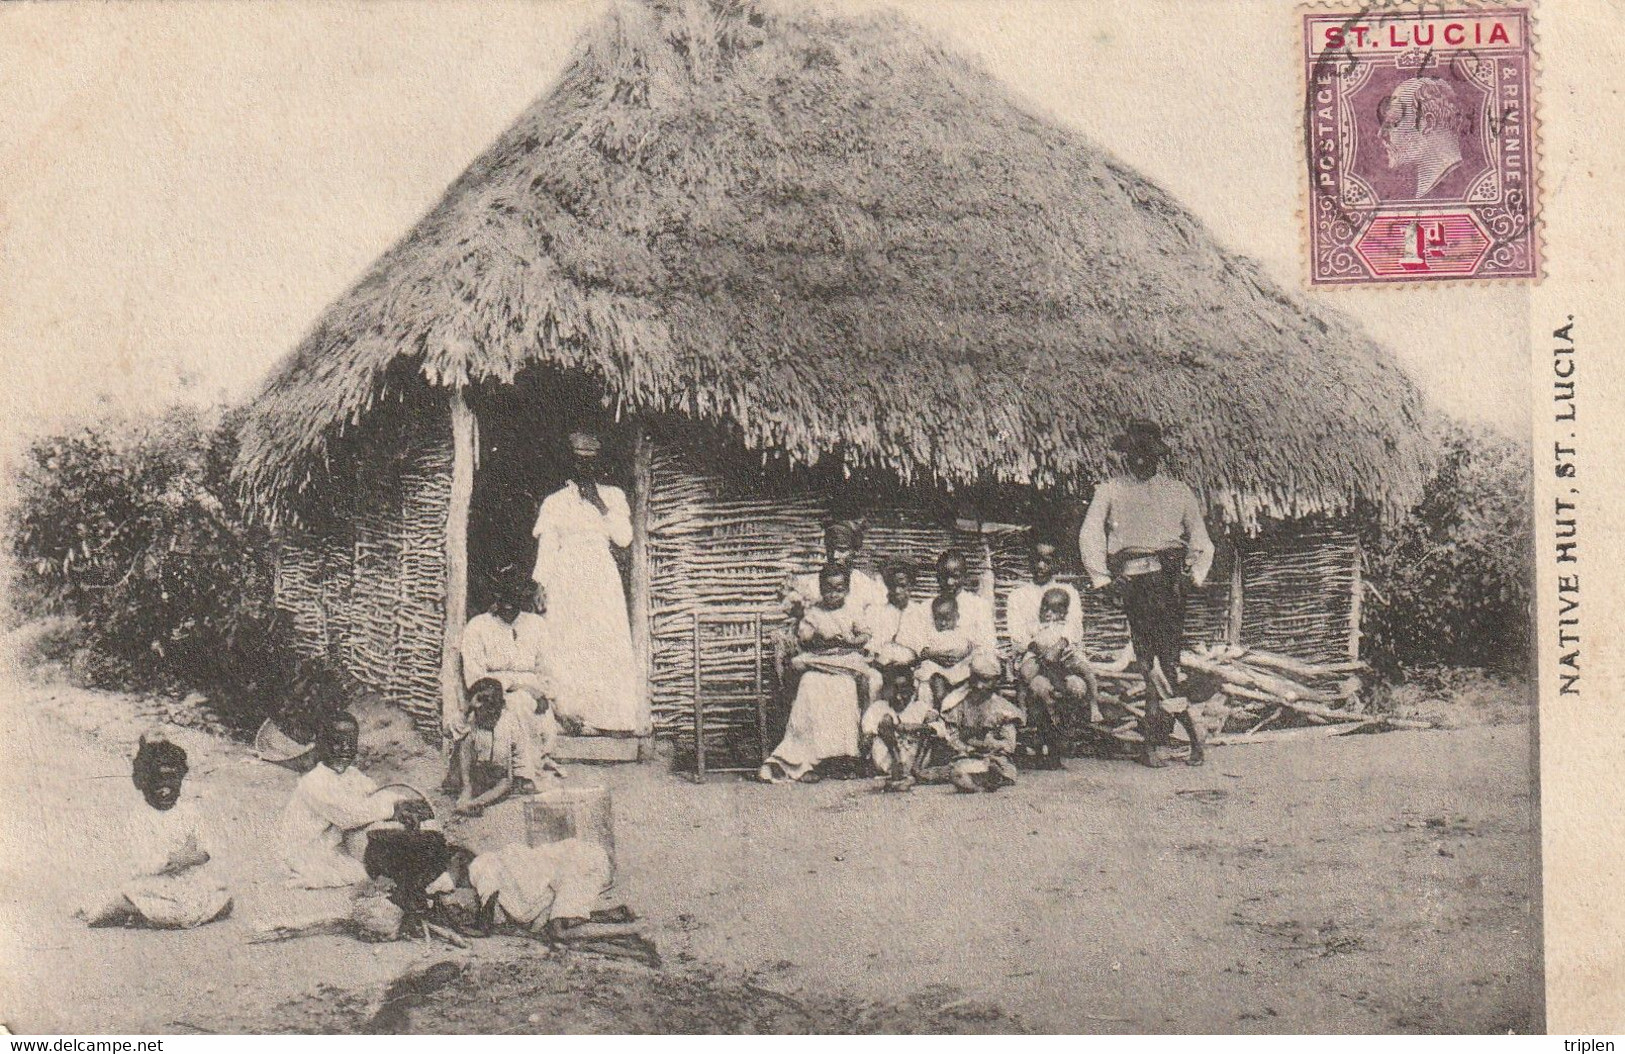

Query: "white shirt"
<box><xmin>531</xmin><ymin>482</ymin><xmax>632</xmax><ymax>585</ymax></box>
<box><xmin>278</xmin><ymin>763</ymin><xmax>397</xmax><ymax>888</ymax></box>
<box><xmin>785</xmin><ymin>567</ymin><xmax>887</xmax><ymax>629</ymax></box>
<box><xmin>461</xmin><ymin>611</ymin><xmax>552</xmax><ymax>690</ymax></box>
<box><xmin>467</xmin><ymin>838</ymin><xmax>613</xmax><ymax>926</ymax></box>
<box><xmin>1005</xmin><ymin>581</ymin><xmax>1084</xmax><ymax>654</ymax></box>
<box><xmin>897</xmin><ymin>592</ymin><xmax>997</xmax><ymax>656</ymax></box>
<box><xmin>127</xmin><ymin>800</ymin><xmax>209</xmax><ymax>878</ymax></box>
<box><xmin>1079</xmin><ymin>473</ymin><xmax>1215</xmax><ymax>588</ymax></box>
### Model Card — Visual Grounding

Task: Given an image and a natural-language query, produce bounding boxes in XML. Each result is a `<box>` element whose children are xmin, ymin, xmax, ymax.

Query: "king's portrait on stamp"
<box><xmin>1304</xmin><ymin>4</ymin><xmax>1539</xmax><ymax>283</ymax></box>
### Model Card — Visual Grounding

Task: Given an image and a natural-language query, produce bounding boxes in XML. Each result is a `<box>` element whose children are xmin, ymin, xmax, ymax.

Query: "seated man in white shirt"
<box><xmin>1014</xmin><ymin>588</ymin><xmax>1100</xmax><ymax>769</ymax></box>
<box><xmin>898</xmin><ymin>551</ymin><xmax>998</xmax><ymax>665</ymax></box>
<box><xmin>446</xmin><ymin>575</ymin><xmax>557</xmax><ymax>793</ymax></box>
<box><xmin>1005</xmin><ymin>538</ymin><xmax>1083</xmax><ymax>656</ymax></box>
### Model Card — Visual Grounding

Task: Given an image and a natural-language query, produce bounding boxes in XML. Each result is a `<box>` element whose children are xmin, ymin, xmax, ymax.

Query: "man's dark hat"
<box><xmin>1111</xmin><ymin>418</ymin><xmax>1172</xmax><ymax>457</ymax></box>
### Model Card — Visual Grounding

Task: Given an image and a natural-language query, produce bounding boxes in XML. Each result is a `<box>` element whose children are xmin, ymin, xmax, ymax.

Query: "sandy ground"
<box><xmin>0</xmin><ymin>673</ymin><xmax>1541</xmax><ymax>1034</ymax></box>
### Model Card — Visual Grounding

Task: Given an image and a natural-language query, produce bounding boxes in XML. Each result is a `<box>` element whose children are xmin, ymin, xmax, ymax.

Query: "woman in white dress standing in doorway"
<box><xmin>530</xmin><ymin>430</ymin><xmax>642</xmax><ymax>734</ymax></box>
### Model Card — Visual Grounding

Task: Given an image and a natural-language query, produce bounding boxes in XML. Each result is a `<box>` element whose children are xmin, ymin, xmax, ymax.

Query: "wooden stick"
<box><xmin>424</xmin><ymin>921</ymin><xmax>471</xmax><ymax>948</ymax></box>
<box><xmin>1348</xmin><ymin>537</ymin><xmax>1363</xmax><ymax>662</ymax></box>
<box><xmin>1226</xmin><ymin>544</ymin><xmax>1245</xmax><ymax>647</ymax></box>
<box><xmin>1246</xmin><ymin>706</ymin><xmax>1282</xmax><ymax>735</ymax></box>
<box><xmin>629</xmin><ymin>424</ymin><xmax>654</xmax><ymax>736</ymax></box>
<box><xmin>1207</xmin><ymin>725</ymin><xmax>1352</xmax><ymax>746</ymax></box>
<box><xmin>1272</xmin><ymin>697</ymin><xmax>1368</xmax><ymax>725</ymax></box>
<box><xmin>439</xmin><ymin>389</ymin><xmax>476</xmax><ymax>740</ymax></box>
<box><xmin>1240</xmin><ymin>648</ymin><xmax>1341</xmax><ymax>681</ymax></box>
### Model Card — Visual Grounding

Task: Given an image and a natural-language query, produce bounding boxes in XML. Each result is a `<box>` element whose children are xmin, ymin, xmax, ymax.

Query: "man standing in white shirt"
<box><xmin>1079</xmin><ymin>419</ymin><xmax>1214</xmax><ymax>768</ymax></box>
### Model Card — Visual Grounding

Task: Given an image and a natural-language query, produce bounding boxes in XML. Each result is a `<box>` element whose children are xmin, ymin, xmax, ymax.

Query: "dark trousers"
<box><xmin>1119</xmin><ymin>566</ymin><xmax>1185</xmax><ymax>745</ymax></box>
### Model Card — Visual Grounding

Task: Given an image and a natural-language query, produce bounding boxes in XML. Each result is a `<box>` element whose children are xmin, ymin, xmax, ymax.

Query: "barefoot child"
<box><xmin>911</xmin><ymin>594</ymin><xmax>1000</xmax><ymax>712</ymax></box>
<box><xmin>448</xmin><ymin>575</ymin><xmax>556</xmax><ymax>791</ymax></box>
<box><xmin>860</xmin><ymin>663</ymin><xmax>933</xmax><ymax>789</ymax></box>
<box><xmin>79</xmin><ymin>731</ymin><xmax>232</xmax><ymax>929</ymax></box>
<box><xmin>933</xmin><ymin>686</ymin><xmax>1025</xmax><ymax>793</ymax></box>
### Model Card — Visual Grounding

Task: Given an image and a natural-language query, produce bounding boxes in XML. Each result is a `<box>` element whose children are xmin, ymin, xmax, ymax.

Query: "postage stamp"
<box><xmin>1303</xmin><ymin>4</ymin><xmax>1539</xmax><ymax>284</ymax></box>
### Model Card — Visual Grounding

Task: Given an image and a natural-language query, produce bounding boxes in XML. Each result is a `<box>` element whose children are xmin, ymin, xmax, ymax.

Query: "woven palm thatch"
<box><xmin>234</xmin><ymin>0</ymin><xmax>1431</xmax><ymax>526</ymax></box>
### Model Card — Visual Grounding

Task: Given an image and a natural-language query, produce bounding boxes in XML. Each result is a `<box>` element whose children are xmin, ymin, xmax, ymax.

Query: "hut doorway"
<box><xmin>465</xmin><ymin>370</ymin><xmax>643</xmax><ymax>748</ymax></box>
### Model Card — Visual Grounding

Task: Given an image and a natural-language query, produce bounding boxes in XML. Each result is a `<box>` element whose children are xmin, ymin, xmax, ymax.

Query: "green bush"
<box><xmin>1362</xmin><ymin>422</ymin><xmax>1532</xmax><ymax>677</ymax></box>
<box><xmin>6</xmin><ymin>406</ymin><xmax>295</xmax><ymax>729</ymax></box>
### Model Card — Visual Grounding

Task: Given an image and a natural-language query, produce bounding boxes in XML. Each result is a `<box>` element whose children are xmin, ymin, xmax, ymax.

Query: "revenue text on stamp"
<box><xmin>1303</xmin><ymin>5</ymin><xmax>1539</xmax><ymax>284</ymax></box>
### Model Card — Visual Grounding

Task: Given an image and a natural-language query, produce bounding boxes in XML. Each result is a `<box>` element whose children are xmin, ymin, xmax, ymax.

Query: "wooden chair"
<box><xmin>689</xmin><ymin>610</ymin><xmax>771</xmax><ymax>779</ymax></box>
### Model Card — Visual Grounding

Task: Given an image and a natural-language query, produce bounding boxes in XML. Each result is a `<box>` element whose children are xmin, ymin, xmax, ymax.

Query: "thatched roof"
<box><xmin>234</xmin><ymin>0</ymin><xmax>1433</xmax><ymax>528</ymax></box>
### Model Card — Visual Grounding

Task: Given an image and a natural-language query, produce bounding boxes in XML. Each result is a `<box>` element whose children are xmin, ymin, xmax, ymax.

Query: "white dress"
<box><xmin>764</xmin><ymin>600</ymin><xmax>868</xmax><ymax>780</ymax></box>
<box><xmin>467</xmin><ymin>838</ymin><xmax>614</xmax><ymax>927</ymax></box>
<box><xmin>84</xmin><ymin>800</ymin><xmax>232</xmax><ymax>928</ymax></box>
<box><xmin>458</xmin><ymin>611</ymin><xmax>557</xmax><ymax>731</ymax></box>
<box><xmin>531</xmin><ymin>482</ymin><xmax>641</xmax><ymax>734</ymax></box>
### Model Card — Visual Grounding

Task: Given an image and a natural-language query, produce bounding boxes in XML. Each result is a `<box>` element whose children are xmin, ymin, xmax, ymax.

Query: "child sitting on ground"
<box><xmin>78</xmin><ymin>730</ymin><xmax>233</xmax><ymax>929</ymax></box>
<box><xmin>932</xmin><ymin>684</ymin><xmax>1026</xmax><ymax>793</ymax></box>
<box><xmin>279</xmin><ymin>711</ymin><xmax>423</xmax><ymax>889</ymax></box>
<box><xmin>1015</xmin><ymin>587</ymin><xmax>1101</xmax><ymax>769</ymax></box>
<box><xmin>454</xmin><ymin>677</ymin><xmax>563</xmax><ymax>818</ymax></box>
<box><xmin>860</xmin><ymin>663</ymin><xmax>935</xmax><ymax>790</ymax></box>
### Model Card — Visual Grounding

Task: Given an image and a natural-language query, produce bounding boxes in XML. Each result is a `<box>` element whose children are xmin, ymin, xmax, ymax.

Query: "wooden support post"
<box><xmin>978</xmin><ymin>531</ymin><xmax>996</xmax><ymax>605</ymax></box>
<box><xmin>752</xmin><ymin>612</ymin><xmax>767</xmax><ymax>762</ymax></box>
<box><xmin>439</xmin><ymin>387</ymin><xmax>476</xmax><ymax>740</ymax></box>
<box><xmin>629</xmin><ymin>426</ymin><xmax>654</xmax><ymax>739</ymax></box>
<box><xmin>691</xmin><ymin>611</ymin><xmax>706</xmax><ymax>779</ymax></box>
<box><xmin>1348</xmin><ymin>537</ymin><xmax>1363</xmax><ymax>661</ymax></box>
<box><xmin>1226</xmin><ymin>538</ymin><xmax>1245</xmax><ymax>647</ymax></box>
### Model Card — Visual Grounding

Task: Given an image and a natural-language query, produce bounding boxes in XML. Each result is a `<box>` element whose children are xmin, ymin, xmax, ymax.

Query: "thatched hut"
<box><xmin>233</xmin><ymin>0</ymin><xmax>1431</xmax><ymax>764</ymax></box>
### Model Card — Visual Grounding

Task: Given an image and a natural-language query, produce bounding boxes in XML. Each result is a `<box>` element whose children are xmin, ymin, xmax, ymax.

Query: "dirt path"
<box><xmin>0</xmin><ymin>674</ymin><xmax>1541</xmax><ymax>1034</ymax></box>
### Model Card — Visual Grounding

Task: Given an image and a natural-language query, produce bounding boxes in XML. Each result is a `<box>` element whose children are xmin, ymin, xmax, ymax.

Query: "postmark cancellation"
<box><xmin>1303</xmin><ymin>4</ymin><xmax>1539</xmax><ymax>284</ymax></box>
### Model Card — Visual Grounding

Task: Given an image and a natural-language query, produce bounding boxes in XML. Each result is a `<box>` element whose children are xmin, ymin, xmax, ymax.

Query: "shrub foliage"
<box><xmin>1362</xmin><ymin>422</ymin><xmax>1532</xmax><ymax>677</ymax></box>
<box><xmin>7</xmin><ymin>407</ymin><xmax>291</xmax><ymax>726</ymax></box>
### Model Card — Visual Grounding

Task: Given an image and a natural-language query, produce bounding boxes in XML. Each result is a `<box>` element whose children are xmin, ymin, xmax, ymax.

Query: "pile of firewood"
<box><xmin>1080</xmin><ymin>642</ymin><xmax>1431</xmax><ymax>748</ymax></box>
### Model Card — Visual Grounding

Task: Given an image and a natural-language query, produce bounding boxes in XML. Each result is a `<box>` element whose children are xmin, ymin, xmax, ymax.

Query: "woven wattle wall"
<box><xmin>1239</xmin><ymin>523</ymin><xmax>1359</xmax><ymax>663</ymax></box>
<box><xmin>272</xmin><ymin>433</ymin><xmax>451</xmax><ymax>732</ymax></box>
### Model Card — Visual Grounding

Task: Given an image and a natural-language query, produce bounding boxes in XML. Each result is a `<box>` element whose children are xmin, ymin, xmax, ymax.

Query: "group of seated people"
<box><xmin>78</xmin><ymin>712</ymin><xmax>643</xmax><ymax>960</ymax></box>
<box><xmin>760</xmin><ymin>523</ymin><xmax>1104</xmax><ymax>792</ymax></box>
